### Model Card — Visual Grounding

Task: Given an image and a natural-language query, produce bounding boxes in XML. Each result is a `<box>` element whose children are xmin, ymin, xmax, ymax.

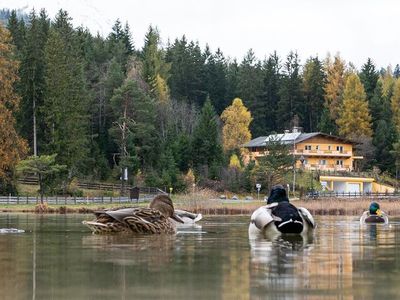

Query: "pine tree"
<box><xmin>6</xmin><ymin>10</ymin><xmax>26</xmax><ymax>54</ymax></box>
<box><xmin>0</xmin><ymin>24</ymin><xmax>27</xmax><ymax>189</ymax></box>
<box><xmin>359</xmin><ymin>58</ymin><xmax>379</xmax><ymax>103</ymax></box>
<box><xmin>237</xmin><ymin>49</ymin><xmax>264</xmax><ymax>135</ymax></box>
<box><xmin>141</xmin><ymin>25</ymin><xmax>170</xmax><ymax>90</ymax></box>
<box><xmin>277</xmin><ymin>51</ymin><xmax>304</xmax><ymax>131</ymax></box>
<box><xmin>391</xmin><ymin>78</ymin><xmax>400</xmax><ymax>136</ymax></box>
<box><xmin>110</xmin><ymin>78</ymin><xmax>156</xmax><ymax>177</ymax></box>
<box><xmin>220</xmin><ymin>98</ymin><xmax>252</xmax><ymax>152</ymax></box>
<box><xmin>225</xmin><ymin>59</ymin><xmax>239</xmax><ymax>107</ymax></box>
<box><xmin>337</xmin><ymin>73</ymin><xmax>372</xmax><ymax>138</ymax></box>
<box><xmin>43</xmin><ymin>16</ymin><xmax>89</xmax><ymax>177</ymax></box>
<box><xmin>166</xmin><ymin>36</ymin><xmax>206</xmax><ymax>106</ymax></box>
<box><xmin>204</xmin><ymin>47</ymin><xmax>227</xmax><ymax>114</ymax></box>
<box><xmin>259</xmin><ymin>51</ymin><xmax>281</xmax><ymax>133</ymax></box>
<box><xmin>192</xmin><ymin>98</ymin><xmax>223</xmax><ymax>177</ymax></box>
<box><xmin>303</xmin><ymin>56</ymin><xmax>325</xmax><ymax>132</ymax></box>
<box><xmin>18</xmin><ymin>9</ymin><xmax>49</xmax><ymax>156</ymax></box>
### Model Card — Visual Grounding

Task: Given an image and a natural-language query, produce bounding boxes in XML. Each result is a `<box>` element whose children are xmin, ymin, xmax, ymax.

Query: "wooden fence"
<box><xmin>0</xmin><ymin>195</ymin><xmax>157</xmax><ymax>205</ymax></box>
<box><xmin>306</xmin><ymin>191</ymin><xmax>400</xmax><ymax>199</ymax></box>
<box><xmin>17</xmin><ymin>177</ymin><xmax>166</xmax><ymax>193</ymax></box>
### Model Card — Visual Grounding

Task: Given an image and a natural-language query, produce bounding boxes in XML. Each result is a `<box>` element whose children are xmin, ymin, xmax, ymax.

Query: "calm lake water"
<box><xmin>0</xmin><ymin>214</ymin><xmax>399</xmax><ymax>299</ymax></box>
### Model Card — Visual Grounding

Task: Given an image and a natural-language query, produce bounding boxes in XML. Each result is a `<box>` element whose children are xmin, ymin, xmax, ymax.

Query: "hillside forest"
<box><xmin>1</xmin><ymin>8</ymin><xmax>400</xmax><ymax>195</ymax></box>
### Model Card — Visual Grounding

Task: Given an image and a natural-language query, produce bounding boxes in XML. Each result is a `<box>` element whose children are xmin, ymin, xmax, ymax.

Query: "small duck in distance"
<box><xmin>249</xmin><ymin>185</ymin><xmax>315</xmax><ymax>238</ymax></box>
<box><xmin>360</xmin><ymin>201</ymin><xmax>389</xmax><ymax>224</ymax></box>
<box><xmin>82</xmin><ymin>194</ymin><xmax>184</xmax><ymax>234</ymax></box>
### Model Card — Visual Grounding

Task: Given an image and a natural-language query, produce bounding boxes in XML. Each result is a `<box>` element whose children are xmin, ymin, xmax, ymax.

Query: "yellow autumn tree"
<box><xmin>0</xmin><ymin>24</ymin><xmax>27</xmax><ymax>182</ymax></box>
<box><xmin>391</xmin><ymin>78</ymin><xmax>400</xmax><ymax>135</ymax></box>
<box><xmin>324</xmin><ymin>54</ymin><xmax>346</xmax><ymax>120</ymax></box>
<box><xmin>336</xmin><ymin>73</ymin><xmax>372</xmax><ymax>138</ymax></box>
<box><xmin>229</xmin><ymin>154</ymin><xmax>241</xmax><ymax>169</ymax></box>
<box><xmin>380</xmin><ymin>66</ymin><xmax>395</xmax><ymax>99</ymax></box>
<box><xmin>221</xmin><ymin>98</ymin><xmax>252</xmax><ymax>152</ymax></box>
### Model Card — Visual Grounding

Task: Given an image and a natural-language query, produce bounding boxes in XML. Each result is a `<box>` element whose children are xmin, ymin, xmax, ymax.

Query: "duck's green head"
<box><xmin>369</xmin><ymin>202</ymin><xmax>382</xmax><ymax>216</ymax></box>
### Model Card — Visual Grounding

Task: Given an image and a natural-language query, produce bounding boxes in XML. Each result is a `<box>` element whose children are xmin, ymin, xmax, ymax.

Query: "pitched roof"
<box><xmin>243</xmin><ymin>132</ymin><xmax>356</xmax><ymax>148</ymax></box>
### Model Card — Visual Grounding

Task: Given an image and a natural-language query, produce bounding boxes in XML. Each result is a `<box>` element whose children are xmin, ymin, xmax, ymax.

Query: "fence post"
<box><xmin>17</xmin><ymin>195</ymin><xmax>19</xmax><ymax>204</ymax></box>
<box><xmin>65</xmin><ymin>196</ymin><xmax>67</xmax><ymax>205</ymax></box>
<box><xmin>74</xmin><ymin>196</ymin><xmax>76</xmax><ymax>205</ymax></box>
<box><xmin>26</xmin><ymin>195</ymin><xmax>28</xmax><ymax>204</ymax></box>
<box><xmin>110</xmin><ymin>196</ymin><xmax>112</xmax><ymax>204</ymax></box>
<box><xmin>56</xmin><ymin>195</ymin><xmax>58</xmax><ymax>205</ymax></box>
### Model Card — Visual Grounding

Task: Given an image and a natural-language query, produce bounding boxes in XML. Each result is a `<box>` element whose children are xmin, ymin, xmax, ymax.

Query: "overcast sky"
<box><xmin>2</xmin><ymin>0</ymin><xmax>399</xmax><ymax>69</ymax></box>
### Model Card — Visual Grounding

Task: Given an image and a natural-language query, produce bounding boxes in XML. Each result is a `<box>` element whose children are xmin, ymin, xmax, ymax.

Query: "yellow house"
<box><xmin>243</xmin><ymin>127</ymin><xmax>363</xmax><ymax>172</ymax></box>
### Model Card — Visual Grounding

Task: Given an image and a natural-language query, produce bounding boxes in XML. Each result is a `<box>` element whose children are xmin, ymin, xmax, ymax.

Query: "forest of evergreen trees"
<box><xmin>2</xmin><ymin>8</ymin><xmax>400</xmax><ymax>194</ymax></box>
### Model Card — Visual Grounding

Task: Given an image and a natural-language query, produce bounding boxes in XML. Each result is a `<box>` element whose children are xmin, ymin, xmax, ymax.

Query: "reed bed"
<box><xmin>1</xmin><ymin>190</ymin><xmax>400</xmax><ymax>216</ymax></box>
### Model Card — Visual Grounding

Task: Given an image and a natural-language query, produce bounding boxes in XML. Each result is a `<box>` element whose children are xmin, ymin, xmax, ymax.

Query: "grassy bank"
<box><xmin>1</xmin><ymin>196</ymin><xmax>400</xmax><ymax>216</ymax></box>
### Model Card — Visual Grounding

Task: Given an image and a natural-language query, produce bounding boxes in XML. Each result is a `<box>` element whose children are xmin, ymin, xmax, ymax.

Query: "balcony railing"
<box><xmin>294</xmin><ymin>149</ymin><xmax>351</xmax><ymax>157</ymax></box>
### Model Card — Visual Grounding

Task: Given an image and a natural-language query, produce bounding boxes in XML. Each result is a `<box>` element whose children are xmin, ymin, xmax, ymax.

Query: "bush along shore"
<box><xmin>1</xmin><ymin>197</ymin><xmax>400</xmax><ymax>216</ymax></box>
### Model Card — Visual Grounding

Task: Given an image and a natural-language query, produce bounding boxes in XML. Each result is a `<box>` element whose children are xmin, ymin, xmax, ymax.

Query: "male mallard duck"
<box><xmin>360</xmin><ymin>202</ymin><xmax>389</xmax><ymax>224</ymax></box>
<box><xmin>173</xmin><ymin>209</ymin><xmax>202</xmax><ymax>224</ymax></box>
<box><xmin>249</xmin><ymin>185</ymin><xmax>315</xmax><ymax>238</ymax></box>
<box><xmin>82</xmin><ymin>194</ymin><xmax>184</xmax><ymax>234</ymax></box>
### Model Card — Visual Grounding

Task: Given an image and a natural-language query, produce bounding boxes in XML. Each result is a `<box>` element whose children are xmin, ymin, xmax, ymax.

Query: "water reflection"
<box><xmin>2</xmin><ymin>215</ymin><xmax>400</xmax><ymax>299</ymax></box>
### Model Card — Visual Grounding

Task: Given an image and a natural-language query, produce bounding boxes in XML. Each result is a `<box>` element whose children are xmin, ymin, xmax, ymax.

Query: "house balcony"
<box><xmin>302</xmin><ymin>164</ymin><xmax>352</xmax><ymax>172</ymax></box>
<box><xmin>294</xmin><ymin>149</ymin><xmax>352</xmax><ymax>157</ymax></box>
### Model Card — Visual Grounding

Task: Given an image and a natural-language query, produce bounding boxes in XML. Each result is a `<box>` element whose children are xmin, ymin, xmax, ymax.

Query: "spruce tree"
<box><xmin>204</xmin><ymin>47</ymin><xmax>227</xmax><ymax>114</ymax></box>
<box><xmin>18</xmin><ymin>9</ymin><xmax>49</xmax><ymax>156</ymax></box>
<box><xmin>277</xmin><ymin>51</ymin><xmax>304</xmax><ymax>131</ymax></box>
<box><xmin>259</xmin><ymin>52</ymin><xmax>281</xmax><ymax>133</ymax></box>
<box><xmin>359</xmin><ymin>58</ymin><xmax>379</xmax><ymax>103</ymax></box>
<box><xmin>237</xmin><ymin>49</ymin><xmax>264</xmax><ymax>135</ymax></box>
<box><xmin>43</xmin><ymin>15</ymin><xmax>89</xmax><ymax>177</ymax></box>
<box><xmin>303</xmin><ymin>56</ymin><xmax>325</xmax><ymax>132</ymax></box>
<box><xmin>192</xmin><ymin>98</ymin><xmax>223</xmax><ymax>178</ymax></box>
<box><xmin>166</xmin><ymin>36</ymin><xmax>206</xmax><ymax>106</ymax></box>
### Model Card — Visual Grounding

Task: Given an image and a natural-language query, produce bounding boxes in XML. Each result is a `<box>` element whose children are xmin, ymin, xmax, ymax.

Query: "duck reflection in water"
<box><xmin>82</xmin><ymin>233</ymin><xmax>177</xmax><ymax>271</ymax></box>
<box><xmin>249</xmin><ymin>233</ymin><xmax>314</xmax><ymax>284</ymax></box>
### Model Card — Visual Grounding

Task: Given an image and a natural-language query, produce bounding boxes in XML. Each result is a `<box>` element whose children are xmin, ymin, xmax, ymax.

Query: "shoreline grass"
<box><xmin>1</xmin><ymin>196</ymin><xmax>400</xmax><ymax>216</ymax></box>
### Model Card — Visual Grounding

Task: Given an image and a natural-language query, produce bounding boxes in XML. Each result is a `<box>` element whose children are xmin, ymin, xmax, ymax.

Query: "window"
<box><xmin>328</xmin><ymin>145</ymin><xmax>331</xmax><ymax>150</ymax></box>
<box><xmin>337</xmin><ymin>145</ymin><xmax>343</xmax><ymax>152</ymax></box>
<box><xmin>316</xmin><ymin>145</ymin><xmax>319</xmax><ymax>150</ymax></box>
<box><xmin>319</xmin><ymin>159</ymin><xmax>327</xmax><ymax>165</ymax></box>
<box><xmin>336</xmin><ymin>160</ymin><xmax>343</xmax><ymax>166</ymax></box>
<box><xmin>305</xmin><ymin>145</ymin><xmax>311</xmax><ymax>150</ymax></box>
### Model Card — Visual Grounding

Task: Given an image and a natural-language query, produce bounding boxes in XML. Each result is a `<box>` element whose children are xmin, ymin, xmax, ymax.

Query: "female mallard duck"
<box><xmin>82</xmin><ymin>194</ymin><xmax>184</xmax><ymax>234</ymax></box>
<box><xmin>360</xmin><ymin>202</ymin><xmax>389</xmax><ymax>224</ymax></box>
<box><xmin>249</xmin><ymin>185</ymin><xmax>315</xmax><ymax>238</ymax></box>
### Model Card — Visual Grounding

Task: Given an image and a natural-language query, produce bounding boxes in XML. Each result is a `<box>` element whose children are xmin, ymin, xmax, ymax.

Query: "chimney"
<box><xmin>292</xmin><ymin>126</ymin><xmax>302</xmax><ymax>133</ymax></box>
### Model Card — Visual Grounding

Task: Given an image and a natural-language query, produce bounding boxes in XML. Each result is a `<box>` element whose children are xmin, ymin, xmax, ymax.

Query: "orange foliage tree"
<box><xmin>0</xmin><ymin>24</ymin><xmax>27</xmax><ymax>185</ymax></box>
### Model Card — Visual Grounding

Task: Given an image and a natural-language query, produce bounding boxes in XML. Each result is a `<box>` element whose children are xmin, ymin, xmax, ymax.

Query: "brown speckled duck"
<box><xmin>82</xmin><ymin>194</ymin><xmax>184</xmax><ymax>234</ymax></box>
